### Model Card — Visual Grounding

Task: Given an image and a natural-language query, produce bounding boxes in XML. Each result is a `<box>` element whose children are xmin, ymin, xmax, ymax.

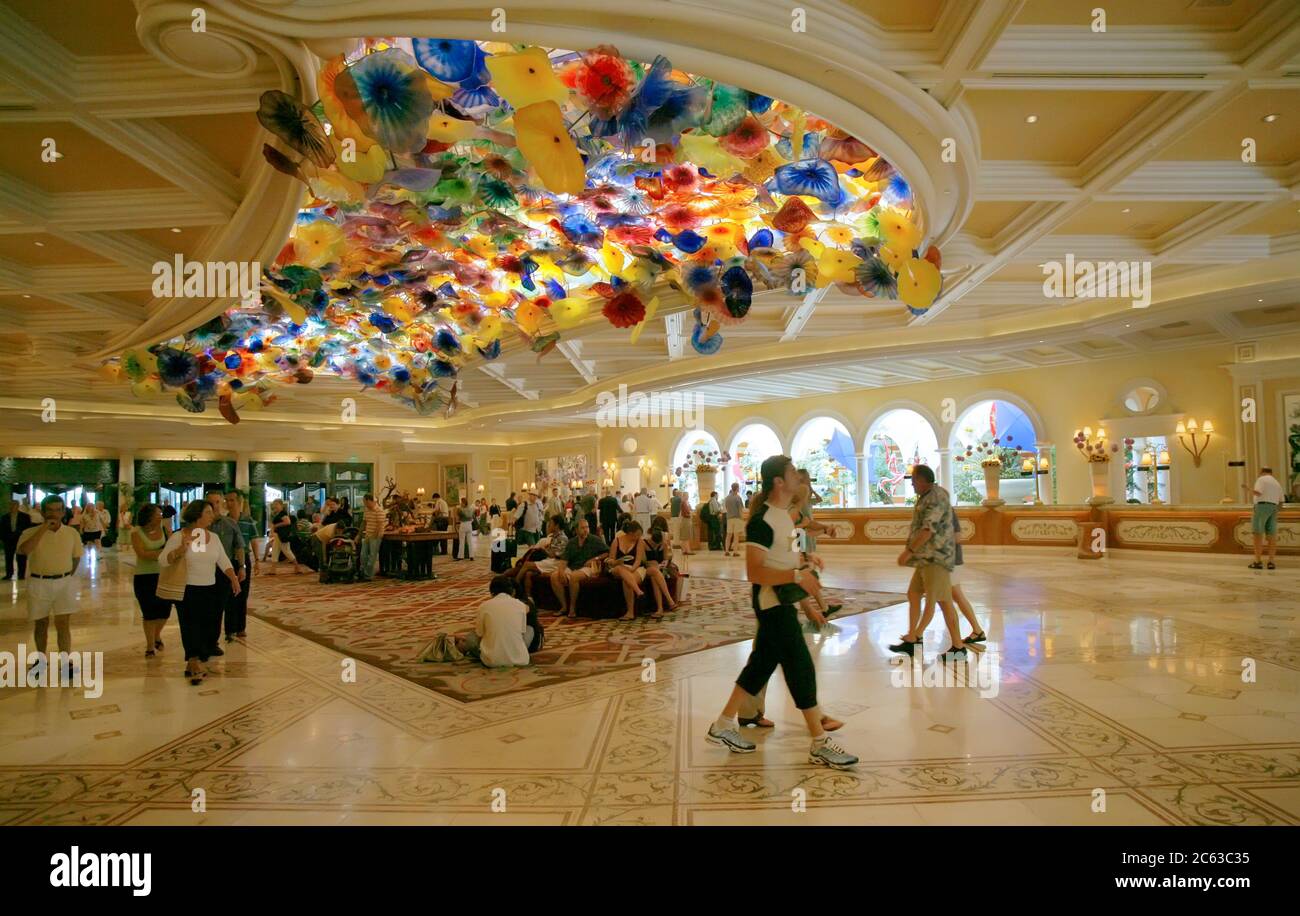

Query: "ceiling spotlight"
<box><xmin>1258</xmin><ymin>299</ymin><xmax>1264</xmax><ymax>303</ymax></box>
<box><xmin>33</xmin><ymin>241</ymin><xmax>45</xmax><ymax>247</ymax></box>
<box><xmin>170</xmin><ymin>227</ymin><xmax>182</xmax><ymax>233</ymax></box>
<box><xmin>1121</xmin><ymin>208</ymin><xmax>1131</xmax><ymax>213</ymax></box>
<box><xmin>1262</xmin><ymin>113</ymin><xmax>1279</xmax><ymax>123</ymax></box>
<box><xmin>1024</xmin><ymin>115</ymin><xmax>1038</xmax><ymax>124</ymax></box>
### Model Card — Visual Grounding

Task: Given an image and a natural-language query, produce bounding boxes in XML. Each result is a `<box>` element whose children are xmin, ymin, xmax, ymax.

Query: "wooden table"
<box><xmin>381</xmin><ymin>531</ymin><xmax>456</xmax><ymax>580</ymax></box>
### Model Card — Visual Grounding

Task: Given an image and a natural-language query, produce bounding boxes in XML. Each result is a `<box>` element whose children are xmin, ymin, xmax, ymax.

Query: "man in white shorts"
<box><xmin>17</xmin><ymin>495</ymin><xmax>83</xmax><ymax>679</ymax></box>
<box><xmin>724</xmin><ymin>483</ymin><xmax>745</xmax><ymax>556</ymax></box>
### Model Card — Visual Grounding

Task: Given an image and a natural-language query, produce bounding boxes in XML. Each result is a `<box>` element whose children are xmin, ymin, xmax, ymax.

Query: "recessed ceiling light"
<box><xmin>22</xmin><ymin>294</ymin><xmax>31</xmax><ymax>299</ymax></box>
<box><xmin>169</xmin><ymin>227</ymin><xmax>182</xmax><ymax>233</ymax></box>
<box><xmin>1258</xmin><ymin>299</ymin><xmax>1264</xmax><ymax>303</ymax></box>
<box><xmin>1121</xmin><ymin>208</ymin><xmax>1131</xmax><ymax>214</ymax></box>
<box><xmin>1024</xmin><ymin>115</ymin><xmax>1038</xmax><ymax>124</ymax></box>
<box><xmin>33</xmin><ymin>241</ymin><xmax>44</xmax><ymax>247</ymax></box>
<box><xmin>1262</xmin><ymin>113</ymin><xmax>1279</xmax><ymax>123</ymax></box>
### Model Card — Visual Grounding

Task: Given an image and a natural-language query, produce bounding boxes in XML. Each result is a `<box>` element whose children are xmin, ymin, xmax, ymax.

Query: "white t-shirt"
<box><xmin>162</xmin><ymin>528</ymin><xmax>233</xmax><ymax>586</ymax></box>
<box><xmin>475</xmin><ymin>593</ymin><xmax>531</xmax><ymax>667</ymax></box>
<box><xmin>746</xmin><ymin>503</ymin><xmax>800</xmax><ymax>611</ymax></box>
<box><xmin>17</xmin><ymin>523</ymin><xmax>83</xmax><ymax>576</ymax></box>
<box><xmin>633</xmin><ymin>493</ymin><xmax>653</xmax><ymax>515</ymax></box>
<box><xmin>1254</xmin><ymin>474</ymin><xmax>1284</xmax><ymax>504</ymax></box>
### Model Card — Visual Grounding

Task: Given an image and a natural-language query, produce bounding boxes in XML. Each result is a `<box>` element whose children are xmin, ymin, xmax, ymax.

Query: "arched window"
<box><xmin>727</xmin><ymin>423</ymin><xmax>783</xmax><ymax>496</ymax></box>
<box><xmin>949</xmin><ymin>399</ymin><xmax>1038</xmax><ymax>505</ymax></box>
<box><xmin>866</xmin><ymin>409</ymin><xmax>939</xmax><ymax>505</ymax></box>
<box><xmin>791</xmin><ymin>417</ymin><xmax>857</xmax><ymax>508</ymax></box>
<box><xmin>671</xmin><ymin>430</ymin><xmax>721</xmax><ymax>505</ymax></box>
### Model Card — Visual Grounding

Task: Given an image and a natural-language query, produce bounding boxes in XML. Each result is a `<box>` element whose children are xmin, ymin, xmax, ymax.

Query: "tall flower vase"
<box><xmin>980</xmin><ymin>464</ymin><xmax>1004</xmax><ymax>507</ymax></box>
<box><xmin>695</xmin><ymin>468</ymin><xmax>717</xmax><ymax>499</ymax></box>
<box><xmin>1087</xmin><ymin>460</ymin><xmax>1113</xmax><ymax>506</ymax></box>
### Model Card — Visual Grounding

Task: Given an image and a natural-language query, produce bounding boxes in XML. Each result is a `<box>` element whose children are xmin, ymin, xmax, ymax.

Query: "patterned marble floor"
<box><xmin>1</xmin><ymin>545</ymin><xmax>1298</xmax><ymax>826</ymax></box>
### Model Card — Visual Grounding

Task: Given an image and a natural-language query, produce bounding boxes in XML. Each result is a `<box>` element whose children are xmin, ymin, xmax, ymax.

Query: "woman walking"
<box><xmin>705</xmin><ymin>455</ymin><xmax>857</xmax><ymax>769</ymax></box>
<box><xmin>130</xmin><ymin>504</ymin><xmax>172</xmax><ymax>657</ymax></box>
<box><xmin>161</xmin><ymin>500</ymin><xmax>241</xmax><ymax>685</ymax></box>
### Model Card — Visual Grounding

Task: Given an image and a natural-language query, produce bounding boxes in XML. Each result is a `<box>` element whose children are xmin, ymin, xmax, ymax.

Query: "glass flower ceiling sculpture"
<box><xmin>110</xmin><ymin>39</ymin><xmax>944</xmax><ymax>421</ymax></box>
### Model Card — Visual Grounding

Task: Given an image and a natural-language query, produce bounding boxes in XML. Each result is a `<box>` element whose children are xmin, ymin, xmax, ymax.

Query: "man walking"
<box><xmin>360</xmin><ymin>493</ymin><xmax>387</xmax><ymax>580</ymax></box>
<box><xmin>205</xmin><ymin>490</ymin><xmax>245</xmax><ymax>657</ymax></box>
<box><xmin>598</xmin><ymin>487</ymin><xmax>620</xmax><ymax>544</ymax></box>
<box><xmin>17</xmin><ymin>495</ymin><xmax>83</xmax><ymax>680</ymax></box>
<box><xmin>888</xmin><ymin>465</ymin><xmax>964</xmax><ymax>660</ymax></box>
<box><xmin>1246</xmin><ymin>466</ymin><xmax>1285</xmax><ymax>570</ymax></box>
<box><xmin>724</xmin><ymin>482</ymin><xmax>745</xmax><ymax>556</ymax></box>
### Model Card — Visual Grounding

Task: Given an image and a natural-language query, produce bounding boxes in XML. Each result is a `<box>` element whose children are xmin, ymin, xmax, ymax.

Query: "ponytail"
<box><xmin>749</xmin><ymin>454</ymin><xmax>793</xmax><ymax>520</ymax></box>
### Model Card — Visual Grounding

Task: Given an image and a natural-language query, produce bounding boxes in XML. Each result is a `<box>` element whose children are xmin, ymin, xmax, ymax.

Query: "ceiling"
<box><xmin>0</xmin><ymin>0</ymin><xmax>1298</xmax><ymax>452</ymax></box>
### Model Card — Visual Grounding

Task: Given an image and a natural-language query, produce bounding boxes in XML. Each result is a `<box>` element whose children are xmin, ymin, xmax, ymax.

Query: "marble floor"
<box><xmin>1</xmin><ymin>544</ymin><xmax>1298</xmax><ymax>826</ymax></box>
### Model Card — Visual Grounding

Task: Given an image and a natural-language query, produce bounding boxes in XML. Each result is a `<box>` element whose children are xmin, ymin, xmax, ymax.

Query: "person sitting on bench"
<box><xmin>550</xmin><ymin>517</ymin><xmax>608</xmax><ymax>619</ymax></box>
<box><xmin>508</xmin><ymin>516</ymin><xmax>568</xmax><ymax>599</ymax></box>
<box><xmin>458</xmin><ymin>576</ymin><xmax>538</xmax><ymax>667</ymax></box>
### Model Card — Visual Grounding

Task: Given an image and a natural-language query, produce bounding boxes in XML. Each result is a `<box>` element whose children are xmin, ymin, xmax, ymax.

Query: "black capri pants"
<box><xmin>177</xmin><ymin>583</ymin><xmax>220</xmax><ymax>662</ymax></box>
<box><xmin>132</xmin><ymin>573</ymin><xmax>173</xmax><ymax>621</ymax></box>
<box><xmin>735</xmin><ymin>603</ymin><xmax>818</xmax><ymax>710</ymax></box>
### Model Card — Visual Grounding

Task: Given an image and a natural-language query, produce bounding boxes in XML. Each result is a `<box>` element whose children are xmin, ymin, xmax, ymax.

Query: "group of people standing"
<box><xmin>130</xmin><ymin>489</ymin><xmax>254</xmax><ymax>685</ymax></box>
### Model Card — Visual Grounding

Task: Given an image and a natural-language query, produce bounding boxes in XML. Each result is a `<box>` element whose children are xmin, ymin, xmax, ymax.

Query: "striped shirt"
<box><xmin>362</xmin><ymin>505</ymin><xmax>387</xmax><ymax>538</ymax></box>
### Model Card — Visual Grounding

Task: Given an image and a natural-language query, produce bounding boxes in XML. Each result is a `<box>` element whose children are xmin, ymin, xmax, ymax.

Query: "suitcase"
<box><xmin>490</xmin><ymin>537</ymin><xmax>517</xmax><ymax>573</ymax></box>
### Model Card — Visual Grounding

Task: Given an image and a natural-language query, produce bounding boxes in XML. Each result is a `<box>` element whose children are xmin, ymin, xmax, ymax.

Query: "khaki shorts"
<box><xmin>726</xmin><ymin>518</ymin><xmax>743</xmax><ymax>536</ymax></box>
<box><xmin>908</xmin><ymin>564</ymin><xmax>952</xmax><ymax>603</ymax></box>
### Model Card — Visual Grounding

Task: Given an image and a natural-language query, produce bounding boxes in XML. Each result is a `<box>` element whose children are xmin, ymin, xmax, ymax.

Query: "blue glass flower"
<box><xmin>690</xmin><ymin>321</ymin><xmax>724</xmax><ymax>355</ymax></box>
<box><xmin>719</xmin><ymin>266</ymin><xmax>753</xmax><ymax>317</ymax></box>
<box><xmin>773</xmin><ymin>158</ymin><xmax>841</xmax><ymax>204</ymax></box>
<box><xmin>411</xmin><ymin>39</ymin><xmax>484</xmax><ymax>83</ymax></box>
<box><xmin>349</xmin><ymin>49</ymin><xmax>436</xmax><ymax>154</ymax></box>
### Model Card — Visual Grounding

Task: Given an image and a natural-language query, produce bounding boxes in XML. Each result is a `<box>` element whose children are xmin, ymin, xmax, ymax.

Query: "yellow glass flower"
<box><xmin>878</xmin><ymin>244</ymin><xmax>907</xmax><ymax>273</ymax></box>
<box><xmin>514</xmin><ymin>299</ymin><xmax>545</xmax><ymax>335</ymax></box>
<box><xmin>878</xmin><ymin>208</ymin><xmax>921</xmax><ymax>252</ymax></box>
<box><xmin>629</xmin><ymin>296</ymin><xmax>659</xmax><ymax>344</ymax></box>
<box><xmin>822</xmin><ymin>223</ymin><xmax>855</xmax><ymax>246</ymax></box>
<box><xmin>816</xmin><ymin>248</ymin><xmax>862</xmax><ymax>286</ymax></box>
<box><xmin>305</xmin><ymin>166</ymin><xmax>367</xmax><ymax>205</ymax></box>
<box><xmin>330</xmin><ymin>135</ymin><xmax>388</xmax><ymax>183</ymax></box>
<box><xmin>427</xmin><ymin>113</ymin><xmax>477</xmax><ymax>143</ymax></box>
<box><xmin>292</xmin><ymin>220</ymin><xmax>345</xmax><ymax>268</ymax></box>
<box><xmin>477</xmin><ymin>313</ymin><xmax>504</xmax><ymax>342</ymax></box>
<box><xmin>513</xmin><ymin>101</ymin><xmax>585</xmax><ymax>196</ymax></box>
<box><xmin>676</xmin><ymin>132</ymin><xmax>745</xmax><ymax>177</ymax></box>
<box><xmin>381</xmin><ymin>296</ymin><xmax>418</xmax><ymax>324</ymax></box>
<box><xmin>485</xmin><ymin>47</ymin><xmax>569</xmax><ymax>109</ymax></box>
<box><xmin>550</xmin><ymin>296</ymin><xmax>590</xmax><ymax>329</ymax></box>
<box><xmin>898</xmin><ymin>256</ymin><xmax>941</xmax><ymax>309</ymax></box>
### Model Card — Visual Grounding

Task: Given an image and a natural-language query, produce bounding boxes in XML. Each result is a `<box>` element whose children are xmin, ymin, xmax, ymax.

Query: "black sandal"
<box><xmin>1248</xmin><ymin>562</ymin><xmax>1263</xmax><ymax>569</ymax></box>
<box><xmin>155</xmin><ymin>639</ymin><xmax>164</xmax><ymax>651</ymax></box>
<box><xmin>964</xmin><ymin>631</ymin><xmax>987</xmax><ymax>644</ymax></box>
<box><xmin>145</xmin><ymin>649</ymin><xmax>155</xmax><ymax>658</ymax></box>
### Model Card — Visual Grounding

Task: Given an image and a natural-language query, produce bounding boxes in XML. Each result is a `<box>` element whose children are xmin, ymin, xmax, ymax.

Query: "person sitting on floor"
<box><xmin>458</xmin><ymin>576</ymin><xmax>539</xmax><ymax>668</ymax></box>
<box><xmin>509</xmin><ymin>516</ymin><xmax>568</xmax><ymax>599</ymax></box>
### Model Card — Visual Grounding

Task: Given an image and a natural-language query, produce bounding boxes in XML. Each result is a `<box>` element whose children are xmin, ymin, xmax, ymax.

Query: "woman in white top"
<box><xmin>117</xmin><ymin>502</ymin><xmax>134</xmax><ymax>551</ymax></box>
<box><xmin>162</xmin><ymin>500</ymin><xmax>241</xmax><ymax>684</ymax></box>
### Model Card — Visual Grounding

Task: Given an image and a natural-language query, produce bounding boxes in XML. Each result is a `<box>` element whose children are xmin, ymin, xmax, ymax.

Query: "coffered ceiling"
<box><xmin>0</xmin><ymin>0</ymin><xmax>1297</xmax><ymax>452</ymax></box>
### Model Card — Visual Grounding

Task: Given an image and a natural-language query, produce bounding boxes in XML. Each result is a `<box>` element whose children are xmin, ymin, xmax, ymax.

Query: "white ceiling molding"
<box><xmin>555</xmin><ymin>339</ymin><xmax>598</xmax><ymax>385</ymax></box>
<box><xmin>779</xmin><ymin>287</ymin><xmax>830</xmax><ymax>342</ymax></box>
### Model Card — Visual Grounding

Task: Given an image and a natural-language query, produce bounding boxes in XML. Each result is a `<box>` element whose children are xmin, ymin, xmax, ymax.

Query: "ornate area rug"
<box><xmin>250</xmin><ymin>563</ymin><xmax>903</xmax><ymax>703</ymax></box>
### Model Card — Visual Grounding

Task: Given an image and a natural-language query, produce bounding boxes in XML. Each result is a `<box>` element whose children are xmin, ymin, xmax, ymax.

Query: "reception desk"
<box><xmin>693</xmin><ymin>504</ymin><xmax>1300</xmax><ymax>555</ymax></box>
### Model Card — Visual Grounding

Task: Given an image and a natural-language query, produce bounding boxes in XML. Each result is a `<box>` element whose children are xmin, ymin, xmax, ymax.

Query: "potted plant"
<box><xmin>675</xmin><ymin>448</ymin><xmax>731</xmax><ymax>498</ymax></box>
<box><xmin>959</xmin><ymin>435</ymin><xmax>1017</xmax><ymax>505</ymax></box>
<box><xmin>1073</xmin><ymin>433</ymin><xmax>1124</xmax><ymax>505</ymax></box>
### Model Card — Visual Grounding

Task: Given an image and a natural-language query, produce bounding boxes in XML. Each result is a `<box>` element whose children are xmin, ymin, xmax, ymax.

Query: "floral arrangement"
<box><xmin>104</xmin><ymin>38</ymin><xmax>943</xmax><ymax>420</ymax></box>
<box><xmin>676</xmin><ymin>448</ymin><xmax>730</xmax><ymax>475</ymax></box>
<box><xmin>959</xmin><ymin>435</ymin><xmax>1014</xmax><ymax>468</ymax></box>
<box><xmin>1073</xmin><ymin>432</ymin><xmax>1125</xmax><ymax>463</ymax></box>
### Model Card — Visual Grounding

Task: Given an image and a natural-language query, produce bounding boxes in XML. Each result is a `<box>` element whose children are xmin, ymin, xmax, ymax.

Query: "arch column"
<box><xmin>936</xmin><ymin>448</ymin><xmax>953</xmax><ymax>495</ymax></box>
<box><xmin>855</xmin><ymin>453</ymin><xmax>868</xmax><ymax>507</ymax></box>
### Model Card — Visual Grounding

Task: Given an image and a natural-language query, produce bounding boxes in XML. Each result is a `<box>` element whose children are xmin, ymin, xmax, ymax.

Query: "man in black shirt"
<box><xmin>504</xmin><ymin>492</ymin><xmax>518</xmax><ymax>533</ymax></box>
<box><xmin>597</xmin><ymin>487</ymin><xmax>620</xmax><ymax>544</ymax></box>
<box><xmin>550</xmin><ymin>518</ymin><xmax>608</xmax><ymax>618</ymax></box>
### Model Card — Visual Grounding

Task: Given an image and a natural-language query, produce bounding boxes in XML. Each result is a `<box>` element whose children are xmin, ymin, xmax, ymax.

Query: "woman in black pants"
<box><xmin>130</xmin><ymin>504</ymin><xmax>172</xmax><ymax>657</ymax></box>
<box><xmin>161</xmin><ymin>500</ymin><xmax>241</xmax><ymax>685</ymax></box>
<box><xmin>704</xmin><ymin>455</ymin><xmax>857</xmax><ymax>769</ymax></box>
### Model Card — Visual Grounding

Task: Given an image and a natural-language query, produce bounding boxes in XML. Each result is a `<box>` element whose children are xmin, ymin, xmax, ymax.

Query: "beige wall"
<box><xmin>596</xmin><ymin>344</ymin><xmax>1241</xmax><ymax>505</ymax></box>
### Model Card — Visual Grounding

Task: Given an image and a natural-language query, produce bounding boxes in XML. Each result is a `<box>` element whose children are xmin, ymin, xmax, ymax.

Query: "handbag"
<box><xmin>156</xmin><ymin>533</ymin><xmax>190</xmax><ymax>601</ymax></box>
<box><xmin>417</xmin><ymin>633</ymin><xmax>465</xmax><ymax>663</ymax></box>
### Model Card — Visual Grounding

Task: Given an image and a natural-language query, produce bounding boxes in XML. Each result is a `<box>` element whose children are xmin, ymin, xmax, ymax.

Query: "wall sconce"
<box><xmin>416</xmin><ymin>487</ymin><xmax>425</xmax><ymax>498</ymax></box>
<box><xmin>1175</xmin><ymin>417</ymin><xmax>1213</xmax><ymax>466</ymax></box>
